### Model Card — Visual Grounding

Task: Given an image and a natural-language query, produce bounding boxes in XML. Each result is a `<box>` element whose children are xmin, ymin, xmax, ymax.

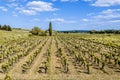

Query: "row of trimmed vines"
<box><xmin>38</xmin><ymin>38</ymin><xmax>52</xmax><ymax>74</ymax></box>
<box><xmin>55</xmin><ymin>37</ymin><xmax>69</xmax><ymax>73</ymax></box>
<box><xmin>57</xmin><ymin>35</ymin><xmax>120</xmax><ymax>74</ymax></box>
<box><xmin>21</xmin><ymin>38</ymin><xmax>48</xmax><ymax>73</ymax></box>
<box><xmin>0</xmin><ymin>37</ymin><xmax>46</xmax><ymax>73</ymax></box>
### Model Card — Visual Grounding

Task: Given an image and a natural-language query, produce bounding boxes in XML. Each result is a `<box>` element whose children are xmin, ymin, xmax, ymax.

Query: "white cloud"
<box><xmin>109</xmin><ymin>20</ymin><xmax>120</xmax><ymax>23</ymax></box>
<box><xmin>101</xmin><ymin>9</ymin><xmax>120</xmax><ymax>14</ymax></box>
<box><xmin>16</xmin><ymin>1</ymin><xmax>58</xmax><ymax>15</ymax></box>
<box><xmin>16</xmin><ymin>6</ymin><xmax>37</xmax><ymax>15</ymax></box>
<box><xmin>7</xmin><ymin>3</ymin><xmax>18</xmax><ymax>8</ymax></box>
<box><xmin>19</xmin><ymin>9</ymin><xmax>37</xmax><ymax>15</ymax></box>
<box><xmin>27</xmin><ymin>1</ymin><xmax>58</xmax><ymax>12</ymax></box>
<box><xmin>92</xmin><ymin>0</ymin><xmax>120</xmax><ymax>7</ymax></box>
<box><xmin>47</xmin><ymin>18</ymin><xmax>76</xmax><ymax>23</ymax></box>
<box><xmin>93</xmin><ymin>9</ymin><xmax>120</xmax><ymax>19</ymax></box>
<box><xmin>52</xmin><ymin>0</ymin><xmax>78</xmax><ymax>2</ymax></box>
<box><xmin>3</xmin><ymin>0</ymin><xmax>27</xmax><ymax>2</ymax></box>
<box><xmin>82</xmin><ymin>19</ymin><xmax>89</xmax><ymax>21</ymax></box>
<box><xmin>84</xmin><ymin>0</ymin><xmax>120</xmax><ymax>7</ymax></box>
<box><xmin>94</xmin><ymin>14</ymin><xmax>120</xmax><ymax>19</ymax></box>
<box><xmin>48</xmin><ymin>18</ymin><xmax>65</xmax><ymax>22</ymax></box>
<box><xmin>82</xmin><ymin>9</ymin><xmax>120</xmax><ymax>29</ymax></box>
<box><xmin>0</xmin><ymin>6</ymin><xmax>8</xmax><ymax>12</ymax></box>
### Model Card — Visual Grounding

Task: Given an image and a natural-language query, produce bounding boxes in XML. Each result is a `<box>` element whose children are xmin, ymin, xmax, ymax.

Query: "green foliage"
<box><xmin>1</xmin><ymin>63</ymin><xmax>9</xmax><ymax>73</ymax></box>
<box><xmin>49</xmin><ymin>22</ymin><xmax>52</xmax><ymax>36</ymax></box>
<box><xmin>90</xmin><ymin>30</ymin><xmax>120</xmax><ymax>34</ymax></box>
<box><xmin>0</xmin><ymin>25</ymin><xmax>12</xmax><ymax>31</ymax></box>
<box><xmin>21</xmin><ymin>43</ymin><xmax>43</xmax><ymax>73</ymax></box>
<box><xmin>39</xmin><ymin>31</ymin><xmax>47</xmax><ymax>36</ymax></box>
<box><xmin>61</xmin><ymin>56</ymin><xmax>69</xmax><ymax>73</ymax></box>
<box><xmin>86</xmin><ymin>63</ymin><xmax>90</xmax><ymax>74</ymax></box>
<box><xmin>30</xmin><ymin>27</ymin><xmax>47</xmax><ymax>36</ymax></box>
<box><xmin>30</xmin><ymin>27</ymin><xmax>40</xmax><ymax>35</ymax></box>
<box><xmin>0</xmin><ymin>25</ymin><xmax>1</xmax><ymax>29</ymax></box>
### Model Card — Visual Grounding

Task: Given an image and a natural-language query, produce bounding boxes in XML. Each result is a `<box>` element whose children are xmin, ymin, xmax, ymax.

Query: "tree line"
<box><xmin>90</xmin><ymin>30</ymin><xmax>120</xmax><ymax>34</ymax></box>
<box><xmin>0</xmin><ymin>25</ymin><xmax>12</xmax><ymax>31</ymax></box>
<box><xmin>58</xmin><ymin>30</ymin><xmax>120</xmax><ymax>34</ymax></box>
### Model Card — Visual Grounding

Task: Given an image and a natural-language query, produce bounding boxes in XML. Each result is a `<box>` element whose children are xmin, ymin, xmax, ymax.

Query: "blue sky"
<box><xmin>0</xmin><ymin>0</ymin><xmax>120</xmax><ymax>30</ymax></box>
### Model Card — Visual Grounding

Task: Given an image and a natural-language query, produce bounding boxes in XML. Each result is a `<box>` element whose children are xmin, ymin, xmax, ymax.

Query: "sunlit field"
<box><xmin>0</xmin><ymin>0</ymin><xmax>120</xmax><ymax>79</ymax></box>
<box><xmin>0</xmin><ymin>30</ymin><xmax>120</xmax><ymax>80</ymax></box>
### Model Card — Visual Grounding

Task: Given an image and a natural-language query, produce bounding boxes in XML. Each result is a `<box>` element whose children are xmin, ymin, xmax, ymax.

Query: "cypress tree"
<box><xmin>49</xmin><ymin>22</ymin><xmax>52</xmax><ymax>36</ymax></box>
<box><xmin>0</xmin><ymin>25</ymin><xmax>1</xmax><ymax>29</ymax></box>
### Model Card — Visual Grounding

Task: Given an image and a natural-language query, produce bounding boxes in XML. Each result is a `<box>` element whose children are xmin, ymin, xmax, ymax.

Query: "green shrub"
<box><xmin>30</xmin><ymin>27</ymin><xmax>47</xmax><ymax>36</ymax></box>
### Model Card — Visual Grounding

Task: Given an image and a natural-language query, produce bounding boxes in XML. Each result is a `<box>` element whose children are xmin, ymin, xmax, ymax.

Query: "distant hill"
<box><xmin>57</xmin><ymin>30</ymin><xmax>90</xmax><ymax>33</ymax></box>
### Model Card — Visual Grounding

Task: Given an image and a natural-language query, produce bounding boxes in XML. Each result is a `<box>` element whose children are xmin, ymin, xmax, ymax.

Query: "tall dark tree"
<box><xmin>7</xmin><ymin>25</ymin><xmax>12</xmax><ymax>31</ymax></box>
<box><xmin>0</xmin><ymin>25</ymin><xmax>1</xmax><ymax>29</ymax></box>
<box><xmin>49</xmin><ymin>22</ymin><xmax>52</xmax><ymax>36</ymax></box>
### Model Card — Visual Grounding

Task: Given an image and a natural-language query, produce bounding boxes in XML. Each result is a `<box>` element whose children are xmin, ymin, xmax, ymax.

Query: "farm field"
<box><xmin>0</xmin><ymin>30</ymin><xmax>120</xmax><ymax>80</ymax></box>
<box><xmin>0</xmin><ymin>30</ymin><xmax>29</xmax><ymax>45</ymax></box>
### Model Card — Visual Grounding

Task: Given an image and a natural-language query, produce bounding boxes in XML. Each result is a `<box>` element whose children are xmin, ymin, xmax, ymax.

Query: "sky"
<box><xmin>0</xmin><ymin>0</ymin><xmax>120</xmax><ymax>30</ymax></box>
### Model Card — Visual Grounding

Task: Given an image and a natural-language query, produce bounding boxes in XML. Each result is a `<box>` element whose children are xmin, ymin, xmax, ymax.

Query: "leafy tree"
<box><xmin>49</xmin><ymin>22</ymin><xmax>52</xmax><ymax>36</ymax></box>
<box><xmin>7</xmin><ymin>25</ymin><xmax>12</xmax><ymax>31</ymax></box>
<box><xmin>2</xmin><ymin>25</ymin><xmax>7</xmax><ymax>30</ymax></box>
<box><xmin>30</xmin><ymin>27</ymin><xmax>41</xmax><ymax>35</ymax></box>
<box><xmin>30</xmin><ymin>27</ymin><xmax>47</xmax><ymax>36</ymax></box>
<box><xmin>0</xmin><ymin>25</ymin><xmax>12</xmax><ymax>31</ymax></box>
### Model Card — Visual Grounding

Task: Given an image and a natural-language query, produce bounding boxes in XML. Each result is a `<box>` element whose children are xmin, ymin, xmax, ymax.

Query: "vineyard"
<box><xmin>0</xmin><ymin>31</ymin><xmax>120</xmax><ymax>80</ymax></box>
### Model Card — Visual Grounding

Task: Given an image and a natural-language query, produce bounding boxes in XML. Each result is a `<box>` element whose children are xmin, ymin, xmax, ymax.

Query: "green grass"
<box><xmin>1</xmin><ymin>30</ymin><xmax>120</xmax><ymax>47</ymax></box>
<box><xmin>0</xmin><ymin>30</ymin><xmax>30</xmax><ymax>45</ymax></box>
<box><xmin>78</xmin><ymin>34</ymin><xmax>120</xmax><ymax>47</ymax></box>
<box><xmin>59</xmin><ymin>33</ymin><xmax>120</xmax><ymax>48</ymax></box>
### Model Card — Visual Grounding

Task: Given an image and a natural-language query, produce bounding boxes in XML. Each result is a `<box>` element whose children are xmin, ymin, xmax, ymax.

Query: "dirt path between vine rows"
<box><xmin>9</xmin><ymin>38</ymin><xmax>48</xmax><ymax>75</ymax></box>
<box><xmin>56</xmin><ymin>38</ymin><xmax>78</xmax><ymax>75</ymax></box>
<box><xmin>28</xmin><ymin>37</ymin><xmax>51</xmax><ymax>76</ymax></box>
<box><xmin>49</xmin><ymin>37</ymin><xmax>60</xmax><ymax>74</ymax></box>
<box><xmin>12</xmin><ymin>37</ymin><xmax>51</xmax><ymax>79</ymax></box>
